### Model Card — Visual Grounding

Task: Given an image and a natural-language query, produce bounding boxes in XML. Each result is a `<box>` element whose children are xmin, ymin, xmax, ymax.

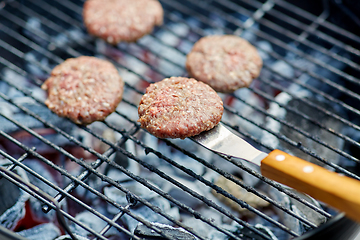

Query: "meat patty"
<box><xmin>138</xmin><ymin>77</ymin><xmax>224</xmax><ymax>139</ymax></box>
<box><xmin>83</xmin><ymin>0</ymin><xmax>163</xmax><ymax>44</ymax></box>
<box><xmin>41</xmin><ymin>56</ymin><xmax>124</xmax><ymax>125</ymax></box>
<box><xmin>186</xmin><ymin>35</ymin><xmax>262</xmax><ymax>93</ymax></box>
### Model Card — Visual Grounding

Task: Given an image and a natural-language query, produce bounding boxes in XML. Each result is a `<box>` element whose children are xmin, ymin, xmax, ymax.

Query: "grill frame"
<box><xmin>0</xmin><ymin>0</ymin><xmax>359</xmax><ymax>239</ymax></box>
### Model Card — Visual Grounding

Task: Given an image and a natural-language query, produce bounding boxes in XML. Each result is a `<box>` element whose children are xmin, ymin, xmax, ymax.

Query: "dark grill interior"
<box><xmin>0</xmin><ymin>0</ymin><xmax>360</xmax><ymax>239</ymax></box>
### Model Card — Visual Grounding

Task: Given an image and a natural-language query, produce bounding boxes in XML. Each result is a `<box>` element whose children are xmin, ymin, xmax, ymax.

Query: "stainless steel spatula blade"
<box><xmin>191</xmin><ymin>123</ymin><xmax>267</xmax><ymax>166</ymax></box>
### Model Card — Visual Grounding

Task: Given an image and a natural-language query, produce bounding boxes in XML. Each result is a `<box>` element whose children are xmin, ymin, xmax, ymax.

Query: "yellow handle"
<box><xmin>261</xmin><ymin>149</ymin><xmax>360</xmax><ymax>222</ymax></box>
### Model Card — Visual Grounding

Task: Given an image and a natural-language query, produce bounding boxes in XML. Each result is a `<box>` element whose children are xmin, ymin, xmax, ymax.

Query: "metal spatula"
<box><xmin>191</xmin><ymin>123</ymin><xmax>360</xmax><ymax>222</ymax></box>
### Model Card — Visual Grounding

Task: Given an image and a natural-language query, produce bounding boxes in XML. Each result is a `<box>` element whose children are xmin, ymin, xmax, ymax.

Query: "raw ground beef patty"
<box><xmin>42</xmin><ymin>56</ymin><xmax>124</xmax><ymax>125</ymax></box>
<box><xmin>83</xmin><ymin>0</ymin><xmax>163</xmax><ymax>44</ymax></box>
<box><xmin>186</xmin><ymin>35</ymin><xmax>262</xmax><ymax>93</ymax></box>
<box><xmin>138</xmin><ymin>77</ymin><xmax>224</xmax><ymax>139</ymax></box>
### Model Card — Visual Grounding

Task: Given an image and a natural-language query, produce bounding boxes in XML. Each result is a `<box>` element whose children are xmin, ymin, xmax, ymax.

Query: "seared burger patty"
<box><xmin>83</xmin><ymin>0</ymin><xmax>164</xmax><ymax>44</ymax></box>
<box><xmin>138</xmin><ymin>77</ymin><xmax>223</xmax><ymax>139</ymax></box>
<box><xmin>186</xmin><ymin>35</ymin><xmax>262</xmax><ymax>93</ymax></box>
<box><xmin>42</xmin><ymin>56</ymin><xmax>124</xmax><ymax>125</ymax></box>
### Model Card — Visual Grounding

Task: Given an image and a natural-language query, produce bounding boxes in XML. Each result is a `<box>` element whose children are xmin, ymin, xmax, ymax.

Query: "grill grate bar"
<box><xmin>98</xmin><ymin>208</ymin><xmax>133</xmax><ymax>239</ymax></box>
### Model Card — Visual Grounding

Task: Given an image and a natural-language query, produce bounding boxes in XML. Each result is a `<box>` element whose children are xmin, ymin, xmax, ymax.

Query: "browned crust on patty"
<box><xmin>42</xmin><ymin>56</ymin><xmax>124</xmax><ymax>125</ymax></box>
<box><xmin>138</xmin><ymin>77</ymin><xmax>224</xmax><ymax>139</ymax></box>
<box><xmin>186</xmin><ymin>35</ymin><xmax>262</xmax><ymax>93</ymax></box>
<box><xmin>83</xmin><ymin>0</ymin><xmax>164</xmax><ymax>44</ymax></box>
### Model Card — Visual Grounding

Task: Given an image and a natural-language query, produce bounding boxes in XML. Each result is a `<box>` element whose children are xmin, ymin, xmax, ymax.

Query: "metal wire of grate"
<box><xmin>0</xmin><ymin>0</ymin><xmax>359</xmax><ymax>239</ymax></box>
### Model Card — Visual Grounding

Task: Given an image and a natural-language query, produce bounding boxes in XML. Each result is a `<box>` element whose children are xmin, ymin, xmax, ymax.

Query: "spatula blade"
<box><xmin>191</xmin><ymin>123</ymin><xmax>268</xmax><ymax>166</ymax></box>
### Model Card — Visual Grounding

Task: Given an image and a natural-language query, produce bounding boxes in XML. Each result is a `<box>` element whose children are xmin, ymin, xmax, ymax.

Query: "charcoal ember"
<box><xmin>181</xmin><ymin>215</ymin><xmax>257</xmax><ymax>240</ymax></box>
<box><xmin>122</xmin><ymin>197</ymin><xmax>180</xmax><ymax>233</ymax></box>
<box><xmin>105</xmin><ymin>141</ymin><xmax>139</xmax><ymax>183</ymax></box>
<box><xmin>288</xmin><ymin>189</ymin><xmax>326</xmax><ymax>227</ymax></box>
<box><xmin>207</xmin><ymin>221</ymin><xmax>239</xmax><ymax>240</ymax></box>
<box><xmin>281</xmin><ymin>98</ymin><xmax>344</xmax><ymax>166</ymax></box>
<box><xmin>104</xmin><ymin>181</ymin><xmax>157</xmax><ymax>208</ymax></box>
<box><xmin>157</xmin><ymin>173</ymin><xmax>210</xmax><ymax>210</ymax></box>
<box><xmin>17</xmin><ymin>223</ymin><xmax>60</xmax><ymax>240</ymax></box>
<box><xmin>231</xmin><ymin>224</ymin><xmax>279</xmax><ymax>240</ymax></box>
<box><xmin>211</xmin><ymin>176</ymin><xmax>269</xmax><ymax>216</ymax></box>
<box><xmin>133</xmin><ymin>222</ymin><xmax>195</xmax><ymax>240</ymax></box>
<box><xmin>70</xmin><ymin>211</ymin><xmax>119</xmax><ymax>238</ymax></box>
<box><xmin>0</xmin><ymin>177</ymin><xmax>21</xmax><ymax>216</ymax></box>
<box><xmin>167</xmin><ymin>188</ymin><xmax>203</xmax><ymax>209</ymax></box>
<box><xmin>271</xmin><ymin>60</ymin><xmax>294</xmax><ymax>79</ymax></box>
<box><xmin>106</xmin><ymin>160</ymin><xmax>139</xmax><ymax>184</ymax></box>
<box><xmin>24</xmin><ymin>17</ymin><xmax>86</xmax><ymax>51</ymax></box>
<box><xmin>2</xmin><ymin>68</ymin><xmax>32</xmax><ymax>93</ymax></box>
<box><xmin>180</xmin><ymin>217</ymin><xmax>209</xmax><ymax>239</ymax></box>
<box><xmin>139</xmin><ymin>133</ymin><xmax>207</xmax><ymax>177</ymax></box>
<box><xmin>23</xmin><ymin>159</ymin><xmax>58</xmax><ymax>222</ymax></box>
<box><xmin>266</xmin><ymin>185</ymin><xmax>301</xmax><ymax>237</ymax></box>
<box><xmin>159</xmin><ymin>138</ymin><xmax>206</xmax><ymax>177</ymax></box>
<box><xmin>104</xmin><ymin>178</ymin><xmax>180</xmax><ymax>233</ymax></box>
<box><xmin>0</xmin><ymin>160</ymin><xmax>30</xmax><ymax>230</ymax></box>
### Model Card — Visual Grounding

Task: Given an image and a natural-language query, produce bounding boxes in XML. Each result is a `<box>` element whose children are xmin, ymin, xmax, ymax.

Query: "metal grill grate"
<box><xmin>0</xmin><ymin>0</ymin><xmax>359</xmax><ymax>239</ymax></box>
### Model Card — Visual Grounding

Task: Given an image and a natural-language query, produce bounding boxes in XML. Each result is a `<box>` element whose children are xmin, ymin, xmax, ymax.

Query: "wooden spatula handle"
<box><xmin>261</xmin><ymin>149</ymin><xmax>360</xmax><ymax>222</ymax></box>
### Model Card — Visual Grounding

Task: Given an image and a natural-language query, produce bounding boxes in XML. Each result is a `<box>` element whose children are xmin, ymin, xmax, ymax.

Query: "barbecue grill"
<box><xmin>0</xmin><ymin>0</ymin><xmax>360</xmax><ymax>239</ymax></box>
